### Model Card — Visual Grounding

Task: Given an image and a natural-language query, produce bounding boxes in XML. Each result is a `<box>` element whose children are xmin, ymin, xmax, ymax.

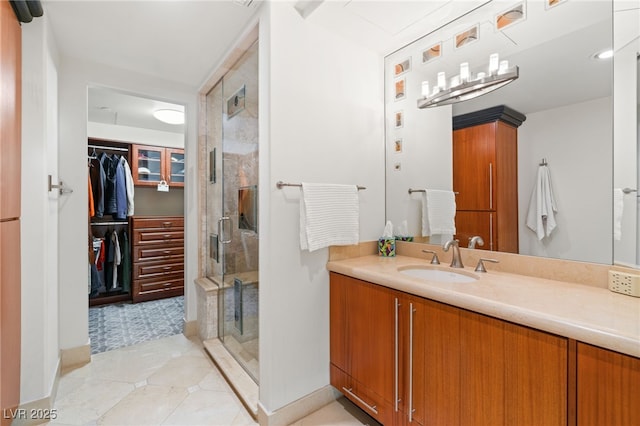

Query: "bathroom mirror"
<box><xmin>612</xmin><ymin>2</ymin><xmax>640</xmax><ymax>268</ymax></box>
<box><xmin>385</xmin><ymin>0</ymin><xmax>619</xmax><ymax>265</ymax></box>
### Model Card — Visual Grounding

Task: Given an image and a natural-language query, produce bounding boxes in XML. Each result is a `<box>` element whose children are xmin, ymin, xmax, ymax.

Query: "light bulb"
<box><xmin>460</xmin><ymin>62</ymin><xmax>470</xmax><ymax>82</ymax></box>
<box><xmin>498</xmin><ymin>60</ymin><xmax>509</xmax><ymax>74</ymax></box>
<box><xmin>437</xmin><ymin>71</ymin><xmax>446</xmax><ymax>89</ymax></box>
<box><xmin>489</xmin><ymin>53</ymin><xmax>499</xmax><ymax>75</ymax></box>
<box><xmin>421</xmin><ymin>81</ymin><xmax>430</xmax><ymax>97</ymax></box>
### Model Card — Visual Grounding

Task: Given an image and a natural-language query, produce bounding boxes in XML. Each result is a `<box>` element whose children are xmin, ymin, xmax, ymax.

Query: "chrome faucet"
<box><xmin>468</xmin><ymin>236</ymin><xmax>484</xmax><ymax>249</ymax></box>
<box><xmin>443</xmin><ymin>239</ymin><xmax>464</xmax><ymax>268</ymax></box>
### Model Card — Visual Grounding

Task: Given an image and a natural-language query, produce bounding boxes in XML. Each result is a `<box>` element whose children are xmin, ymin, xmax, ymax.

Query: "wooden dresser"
<box><xmin>131</xmin><ymin>216</ymin><xmax>184</xmax><ymax>303</ymax></box>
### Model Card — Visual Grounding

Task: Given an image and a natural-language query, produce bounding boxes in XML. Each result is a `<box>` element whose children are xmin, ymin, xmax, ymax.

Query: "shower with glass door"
<box><xmin>204</xmin><ymin>40</ymin><xmax>259</xmax><ymax>383</ymax></box>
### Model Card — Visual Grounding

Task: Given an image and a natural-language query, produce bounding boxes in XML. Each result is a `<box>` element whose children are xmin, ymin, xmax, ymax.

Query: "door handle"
<box><xmin>218</xmin><ymin>217</ymin><xmax>231</xmax><ymax>244</ymax></box>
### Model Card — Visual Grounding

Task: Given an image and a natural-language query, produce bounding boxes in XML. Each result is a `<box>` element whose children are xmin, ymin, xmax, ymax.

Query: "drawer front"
<box><xmin>133</xmin><ymin>230</ymin><xmax>184</xmax><ymax>246</ymax></box>
<box><xmin>331</xmin><ymin>364</ymin><xmax>392</xmax><ymax>425</ymax></box>
<box><xmin>133</xmin><ymin>260</ymin><xmax>183</xmax><ymax>280</ymax></box>
<box><xmin>133</xmin><ymin>278</ymin><xmax>184</xmax><ymax>303</ymax></box>
<box><xmin>132</xmin><ymin>216</ymin><xmax>184</xmax><ymax>230</ymax></box>
<box><xmin>133</xmin><ymin>244</ymin><xmax>184</xmax><ymax>262</ymax></box>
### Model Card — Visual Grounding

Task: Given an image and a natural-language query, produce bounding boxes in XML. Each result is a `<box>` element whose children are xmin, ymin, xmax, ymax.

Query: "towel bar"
<box><xmin>276</xmin><ymin>181</ymin><xmax>366</xmax><ymax>190</ymax></box>
<box><xmin>408</xmin><ymin>188</ymin><xmax>459</xmax><ymax>195</ymax></box>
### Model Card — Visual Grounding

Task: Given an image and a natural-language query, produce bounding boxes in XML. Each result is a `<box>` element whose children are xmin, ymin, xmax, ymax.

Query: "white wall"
<box><xmin>57</xmin><ymin>58</ymin><xmax>199</xmax><ymax>352</ymax></box>
<box><xmin>518</xmin><ymin>97</ymin><xmax>613</xmax><ymax>264</ymax></box>
<box><xmin>20</xmin><ymin>15</ymin><xmax>60</xmax><ymax>404</ymax></box>
<box><xmin>87</xmin><ymin>121</ymin><xmax>184</xmax><ymax>148</ymax></box>
<box><xmin>258</xmin><ymin>2</ymin><xmax>385</xmax><ymax>412</ymax></box>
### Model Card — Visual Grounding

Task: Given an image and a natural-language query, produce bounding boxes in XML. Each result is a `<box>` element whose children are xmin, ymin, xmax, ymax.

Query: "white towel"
<box><xmin>421</xmin><ymin>190</ymin><xmax>456</xmax><ymax>237</ymax></box>
<box><xmin>299</xmin><ymin>183</ymin><xmax>359</xmax><ymax>252</ymax></box>
<box><xmin>613</xmin><ymin>188</ymin><xmax>624</xmax><ymax>241</ymax></box>
<box><xmin>526</xmin><ymin>165</ymin><xmax>558</xmax><ymax>240</ymax></box>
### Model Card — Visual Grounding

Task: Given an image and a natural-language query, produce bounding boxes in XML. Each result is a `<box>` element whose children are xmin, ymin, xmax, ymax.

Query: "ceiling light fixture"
<box><xmin>153</xmin><ymin>109</ymin><xmax>184</xmax><ymax>125</ymax></box>
<box><xmin>417</xmin><ymin>53</ymin><xmax>519</xmax><ymax>109</ymax></box>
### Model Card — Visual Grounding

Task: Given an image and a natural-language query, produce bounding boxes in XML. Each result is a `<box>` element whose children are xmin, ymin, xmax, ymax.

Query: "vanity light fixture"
<box><xmin>153</xmin><ymin>109</ymin><xmax>185</xmax><ymax>125</ymax></box>
<box><xmin>417</xmin><ymin>53</ymin><xmax>519</xmax><ymax>109</ymax></box>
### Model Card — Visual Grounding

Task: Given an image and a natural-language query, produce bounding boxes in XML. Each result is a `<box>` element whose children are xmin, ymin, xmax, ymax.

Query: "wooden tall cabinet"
<box><xmin>452</xmin><ymin>106</ymin><xmax>525</xmax><ymax>253</ymax></box>
<box><xmin>0</xmin><ymin>0</ymin><xmax>21</xmax><ymax>418</ymax></box>
<box><xmin>130</xmin><ymin>144</ymin><xmax>185</xmax><ymax>188</ymax></box>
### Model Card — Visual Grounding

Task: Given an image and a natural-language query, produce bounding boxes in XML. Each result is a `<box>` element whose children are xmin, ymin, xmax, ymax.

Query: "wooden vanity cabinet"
<box><xmin>330</xmin><ymin>273</ymin><xmax>395</xmax><ymax>425</ymax></box>
<box><xmin>330</xmin><ymin>273</ymin><xmax>568</xmax><ymax>426</ymax></box>
<box><xmin>452</xmin><ymin>106</ymin><xmax>524</xmax><ymax>253</ymax></box>
<box><xmin>577</xmin><ymin>343</ymin><xmax>640</xmax><ymax>425</ymax></box>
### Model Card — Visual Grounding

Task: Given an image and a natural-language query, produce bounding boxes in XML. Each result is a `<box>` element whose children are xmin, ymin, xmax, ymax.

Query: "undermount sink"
<box><xmin>399</xmin><ymin>266</ymin><xmax>479</xmax><ymax>283</ymax></box>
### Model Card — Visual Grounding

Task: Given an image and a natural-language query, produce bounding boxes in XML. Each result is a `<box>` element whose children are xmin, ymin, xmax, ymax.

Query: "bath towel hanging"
<box><xmin>526</xmin><ymin>163</ymin><xmax>558</xmax><ymax>240</ymax></box>
<box><xmin>299</xmin><ymin>182</ymin><xmax>360</xmax><ymax>252</ymax></box>
<box><xmin>421</xmin><ymin>189</ymin><xmax>456</xmax><ymax>237</ymax></box>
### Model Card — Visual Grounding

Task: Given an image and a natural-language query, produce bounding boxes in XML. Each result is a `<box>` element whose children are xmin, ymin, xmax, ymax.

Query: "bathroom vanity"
<box><xmin>327</xmin><ymin>250</ymin><xmax>640</xmax><ymax>426</ymax></box>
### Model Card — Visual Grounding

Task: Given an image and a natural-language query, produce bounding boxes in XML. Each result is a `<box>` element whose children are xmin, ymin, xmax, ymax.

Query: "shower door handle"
<box><xmin>218</xmin><ymin>217</ymin><xmax>232</xmax><ymax>244</ymax></box>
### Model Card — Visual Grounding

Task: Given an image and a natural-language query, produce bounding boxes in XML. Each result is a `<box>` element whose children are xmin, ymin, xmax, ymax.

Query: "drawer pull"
<box><xmin>163</xmin><ymin>266</ymin><xmax>172</xmax><ymax>270</ymax></box>
<box><xmin>163</xmin><ymin>234</ymin><xmax>171</xmax><ymax>239</ymax></box>
<box><xmin>342</xmin><ymin>387</ymin><xmax>378</xmax><ymax>415</ymax></box>
<box><xmin>163</xmin><ymin>250</ymin><xmax>171</xmax><ymax>254</ymax></box>
<box><xmin>162</xmin><ymin>222</ymin><xmax>173</xmax><ymax>228</ymax></box>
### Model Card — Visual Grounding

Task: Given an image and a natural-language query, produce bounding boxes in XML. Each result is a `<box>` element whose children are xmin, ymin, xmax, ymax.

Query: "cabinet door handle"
<box><xmin>394</xmin><ymin>298</ymin><xmax>400</xmax><ymax>412</ymax></box>
<box><xmin>489</xmin><ymin>162</ymin><xmax>493</xmax><ymax>209</ymax></box>
<box><xmin>409</xmin><ymin>303</ymin><xmax>415</xmax><ymax>422</ymax></box>
<box><xmin>342</xmin><ymin>387</ymin><xmax>378</xmax><ymax>415</ymax></box>
<box><xmin>489</xmin><ymin>213</ymin><xmax>494</xmax><ymax>251</ymax></box>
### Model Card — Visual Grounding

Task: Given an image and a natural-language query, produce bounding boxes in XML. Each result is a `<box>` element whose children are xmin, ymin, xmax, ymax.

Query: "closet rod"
<box><xmin>90</xmin><ymin>221</ymin><xmax>129</xmax><ymax>226</ymax></box>
<box><xmin>88</xmin><ymin>144</ymin><xmax>129</xmax><ymax>152</ymax></box>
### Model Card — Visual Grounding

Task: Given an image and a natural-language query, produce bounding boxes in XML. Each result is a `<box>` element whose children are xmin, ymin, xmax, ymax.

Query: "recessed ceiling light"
<box><xmin>593</xmin><ymin>49</ymin><xmax>614</xmax><ymax>60</ymax></box>
<box><xmin>153</xmin><ymin>109</ymin><xmax>184</xmax><ymax>125</ymax></box>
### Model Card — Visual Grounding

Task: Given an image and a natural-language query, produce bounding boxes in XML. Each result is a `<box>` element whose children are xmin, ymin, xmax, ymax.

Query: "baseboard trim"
<box><xmin>183</xmin><ymin>319</ymin><xmax>198</xmax><ymax>337</ymax></box>
<box><xmin>257</xmin><ymin>385</ymin><xmax>340</xmax><ymax>426</ymax></box>
<box><xmin>11</xmin><ymin>360</ymin><xmax>61</xmax><ymax>426</ymax></box>
<box><xmin>60</xmin><ymin>344</ymin><xmax>91</xmax><ymax>369</ymax></box>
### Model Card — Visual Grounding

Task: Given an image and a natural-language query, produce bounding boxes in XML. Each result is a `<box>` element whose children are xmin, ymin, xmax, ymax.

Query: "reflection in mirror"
<box><xmin>385</xmin><ymin>0</ymin><xmax>614</xmax><ymax>264</ymax></box>
<box><xmin>612</xmin><ymin>1</ymin><xmax>640</xmax><ymax>268</ymax></box>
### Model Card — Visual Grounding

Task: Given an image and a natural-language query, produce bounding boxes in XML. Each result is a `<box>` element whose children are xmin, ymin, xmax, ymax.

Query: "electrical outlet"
<box><xmin>608</xmin><ymin>271</ymin><xmax>640</xmax><ymax>297</ymax></box>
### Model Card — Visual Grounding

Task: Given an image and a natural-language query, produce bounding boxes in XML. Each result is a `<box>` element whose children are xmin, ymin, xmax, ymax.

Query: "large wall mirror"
<box><xmin>385</xmin><ymin>0</ymin><xmax>640</xmax><ymax>266</ymax></box>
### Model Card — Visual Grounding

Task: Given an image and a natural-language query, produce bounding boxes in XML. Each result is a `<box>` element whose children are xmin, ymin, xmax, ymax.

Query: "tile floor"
<box><xmin>48</xmin><ymin>334</ymin><xmax>378</xmax><ymax>425</ymax></box>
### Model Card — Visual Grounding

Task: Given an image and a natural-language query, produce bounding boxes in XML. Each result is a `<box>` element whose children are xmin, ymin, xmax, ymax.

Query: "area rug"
<box><xmin>89</xmin><ymin>296</ymin><xmax>184</xmax><ymax>354</ymax></box>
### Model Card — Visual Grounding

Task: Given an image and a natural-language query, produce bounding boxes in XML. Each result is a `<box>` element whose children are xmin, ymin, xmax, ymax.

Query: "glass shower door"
<box><xmin>205</xmin><ymin>40</ymin><xmax>259</xmax><ymax>383</ymax></box>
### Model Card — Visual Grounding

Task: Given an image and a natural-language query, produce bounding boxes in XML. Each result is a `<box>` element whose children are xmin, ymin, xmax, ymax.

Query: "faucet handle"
<box><xmin>468</xmin><ymin>236</ymin><xmax>485</xmax><ymax>249</ymax></box>
<box><xmin>422</xmin><ymin>249</ymin><xmax>440</xmax><ymax>265</ymax></box>
<box><xmin>475</xmin><ymin>258</ymin><xmax>499</xmax><ymax>273</ymax></box>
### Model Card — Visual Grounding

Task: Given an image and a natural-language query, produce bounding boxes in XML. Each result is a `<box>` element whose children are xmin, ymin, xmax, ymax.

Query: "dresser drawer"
<box><xmin>133</xmin><ymin>244</ymin><xmax>184</xmax><ymax>262</ymax></box>
<box><xmin>133</xmin><ymin>277</ymin><xmax>184</xmax><ymax>303</ymax></box>
<box><xmin>133</xmin><ymin>230</ymin><xmax>184</xmax><ymax>246</ymax></box>
<box><xmin>132</xmin><ymin>216</ymin><xmax>184</xmax><ymax>230</ymax></box>
<box><xmin>133</xmin><ymin>259</ymin><xmax>183</xmax><ymax>281</ymax></box>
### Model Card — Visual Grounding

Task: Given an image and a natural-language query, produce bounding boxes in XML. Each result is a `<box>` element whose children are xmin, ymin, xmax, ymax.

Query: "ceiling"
<box><xmin>43</xmin><ymin>0</ymin><xmax>624</xmax><ymax>133</ymax></box>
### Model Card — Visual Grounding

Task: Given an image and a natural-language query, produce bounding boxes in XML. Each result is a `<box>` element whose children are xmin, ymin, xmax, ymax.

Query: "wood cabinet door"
<box><xmin>460</xmin><ymin>310</ymin><xmax>505</xmax><ymax>426</ymax></box>
<box><xmin>455</xmin><ymin>210</ymin><xmax>497</xmax><ymax>251</ymax></box>
<box><xmin>346</xmin><ymin>276</ymin><xmax>395</xmax><ymax>404</ymax></box>
<box><xmin>131</xmin><ymin>145</ymin><xmax>164</xmax><ymax>186</ymax></box>
<box><xmin>423</xmin><ymin>300</ymin><xmax>461</xmax><ymax>426</ymax></box>
<box><xmin>577</xmin><ymin>343</ymin><xmax>640</xmax><ymax>426</ymax></box>
<box><xmin>453</xmin><ymin>123</ymin><xmax>496</xmax><ymax>211</ymax></box>
<box><xmin>504</xmin><ymin>323</ymin><xmax>568</xmax><ymax>426</ymax></box>
<box><xmin>0</xmin><ymin>0</ymin><xmax>21</xmax><ymax>221</ymax></box>
<box><xmin>165</xmin><ymin>148</ymin><xmax>185</xmax><ymax>187</ymax></box>
<box><xmin>329</xmin><ymin>273</ymin><xmax>349</xmax><ymax>374</ymax></box>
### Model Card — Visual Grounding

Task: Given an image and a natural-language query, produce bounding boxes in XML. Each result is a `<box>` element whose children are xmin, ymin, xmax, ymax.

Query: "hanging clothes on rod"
<box><xmin>88</xmin><ymin>148</ymin><xmax>134</xmax><ymax>219</ymax></box>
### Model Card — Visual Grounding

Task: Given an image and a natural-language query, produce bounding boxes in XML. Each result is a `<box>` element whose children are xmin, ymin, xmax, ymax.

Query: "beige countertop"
<box><xmin>327</xmin><ymin>254</ymin><xmax>640</xmax><ymax>358</ymax></box>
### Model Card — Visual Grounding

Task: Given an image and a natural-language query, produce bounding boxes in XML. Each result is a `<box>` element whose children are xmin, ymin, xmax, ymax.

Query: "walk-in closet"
<box><xmin>87</xmin><ymin>87</ymin><xmax>186</xmax><ymax>353</ymax></box>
